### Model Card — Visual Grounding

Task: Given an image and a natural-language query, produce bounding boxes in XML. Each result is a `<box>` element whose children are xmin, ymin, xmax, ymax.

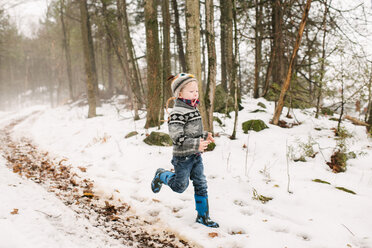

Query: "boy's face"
<box><xmin>179</xmin><ymin>81</ymin><xmax>199</xmax><ymax>101</ymax></box>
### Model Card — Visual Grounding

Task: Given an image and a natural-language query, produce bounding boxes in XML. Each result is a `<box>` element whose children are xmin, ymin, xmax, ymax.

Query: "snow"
<box><xmin>0</xmin><ymin>157</ymin><xmax>124</xmax><ymax>248</ymax></box>
<box><xmin>1</xmin><ymin>97</ymin><xmax>372</xmax><ymax>248</ymax></box>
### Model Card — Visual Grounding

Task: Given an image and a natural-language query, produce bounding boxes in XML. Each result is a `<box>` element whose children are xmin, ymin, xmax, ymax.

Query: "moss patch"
<box><xmin>257</xmin><ymin>102</ymin><xmax>267</xmax><ymax>109</ymax></box>
<box><xmin>335</xmin><ymin>186</ymin><xmax>356</xmax><ymax>195</ymax></box>
<box><xmin>242</xmin><ymin>119</ymin><xmax>268</xmax><ymax>133</ymax></box>
<box><xmin>294</xmin><ymin>156</ymin><xmax>306</xmax><ymax>162</ymax></box>
<box><xmin>312</xmin><ymin>179</ymin><xmax>331</xmax><ymax>185</ymax></box>
<box><xmin>125</xmin><ymin>131</ymin><xmax>138</xmax><ymax>139</ymax></box>
<box><xmin>143</xmin><ymin>132</ymin><xmax>172</xmax><ymax>146</ymax></box>
<box><xmin>205</xmin><ymin>142</ymin><xmax>216</xmax><ymax>152</ymax></box>
<box><xmin>326</xmin><ymin>150</ymin><xmax>347</xmax><ymax>173</ymax></box>
<box><xmin>321</xmin><ymin>107</ymin><xmax>334</xmax><ymax>116</ymax></box>
<box><xmin>213</xmin><ymin>116</ymin><xmax>223</xmax><ymax>126</ymax></box>
<box><xmin>250</xmin><ymin>109</ymin><xmax>266</xmax><ymax>113</ymax></box>
<box><xmin>213</xmin><ymin>85</ymin><xmax>234</xmax><ymax>114</ymax></box>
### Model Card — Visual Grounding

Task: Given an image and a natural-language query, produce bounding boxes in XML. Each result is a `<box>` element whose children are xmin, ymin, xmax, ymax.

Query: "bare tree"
<box><xmin>205</xmin><ymin>0</ymin><xmax>216</xmax><ymax>133</ymax></box>
<box><xmin>145</xmin><ymin>0</ymin><xmax>162</xmax><ymax>128</ymax></box>
<box><xmin>162</xmin><ymin>0</ymin><xmax>172</xmax><ymax>101</ymax></box>
<box><xmin>79</xmin><ymin>0</ymin><xmax>97</xmax><ymax>118</ymax></box>
<box><xmin>60</xmin><ymin>0</ymin><xmax>74</xmax><ymax>100</ymax></box>
<box><xmin>254</xmin><ymin>0</ymin><xmax>263</xmax><ymax>99</ymax></box>
<box><xmin>315</xmin><ymin>0</ymin><xmax>329</xmax><ymax>118</ymax></box>
<box><xmin>231</xmin><ymin>0</ymin><xmax>239</xmax><ymax>139</ymax></box>
<box><xmin>185</xmin><ymin>0</ymin><xmax>208</xmax><ymax>129</ymax></box>
<box><xmin>273</xmin><ymin>0</ymin><xmax>312</xmax><ymax>125</ymax></box>
<box><xmin>171</xmin><ymin>0</ymin><xmax>186</xmax><ymax>72</ymax></box>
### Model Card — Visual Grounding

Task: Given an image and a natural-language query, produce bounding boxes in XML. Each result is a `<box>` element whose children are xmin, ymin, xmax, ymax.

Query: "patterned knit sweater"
<box><xmin>168</xmin><ymin>99</ymin><xmax>208</xmax><ymax>157</ymax></box>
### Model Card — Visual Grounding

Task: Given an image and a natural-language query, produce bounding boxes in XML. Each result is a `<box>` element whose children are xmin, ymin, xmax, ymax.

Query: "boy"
<box><xmin>151</xmin><ymin>73</ymin><xmax>219</xmax><ymax>228</ymax></box>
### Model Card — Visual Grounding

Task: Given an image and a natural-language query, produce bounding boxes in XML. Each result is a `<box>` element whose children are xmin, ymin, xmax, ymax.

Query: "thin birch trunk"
<box><xmin>273</xmin><ymin>0</ymin><xmax>312</xmax><ymax>125</ymax></box>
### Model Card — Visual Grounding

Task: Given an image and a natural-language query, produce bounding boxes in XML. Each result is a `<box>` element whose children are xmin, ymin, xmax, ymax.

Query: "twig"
<box><xmin>115</xmin><ymin>140</ymin><xmax>123</xmax><ymax>156</ymax></box>
<box><xmin>316</xmin><ymin>143</ymin><xmax>328</xmax><ymax>162</ymax></box>
<box><xmin>35</xmin><ymin>210</ymin><xmax>61</xmax><ymax>219</ymax></box>
<box><xmin>286</xmin><ymin>139</ymin><xmax>292</xmax><ymax>194</ymax></box>
<box><xmin>341</xmin><ymin>224</ymin><xmax>355</xmax><ymax>236</ymax></box>
<box><xmin>245</xmin><ymin>133</ymin><xmax>250</xmax><ymax>177</ymax></box>
<box><xmin>227</xmin><ymin>152</ymin><xmax>231</xmax><ymax>172</ymax></box>
<box><xmin>247</xmin><ymin>143</ymin><xmax>256</xmax><ymax>178</ymax></box>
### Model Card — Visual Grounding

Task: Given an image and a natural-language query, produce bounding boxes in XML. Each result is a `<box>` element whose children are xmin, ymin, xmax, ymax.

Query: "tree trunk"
<box><xmin>106</xmin><ymin>36</ymin><xmax>113</xmax><ymax>95</ymax></box>
<box><xmin>225</xmin><ymin>0</ymin><xmax>234</xmax><ymax>95</ymax></box>
<box><xmin>337</xmin><ymin>77</ymin><xmax>345</xmax><ymax>131</ymax></box>
<box><xmin>271</xmin><ymin>0</ymin><xmax>285</xmax><ymax>89</ymax></box>
<box><xmin>315</xmin><ymin>0</ymin><xmax>328</xmax><ymax>119</ymax></box>
<box><xmin>306</xmin><ymin>29</ymin><xmax>313</xmax><ymax>100</ymax></box>
<box><xmin>231</xmin><ymin>0</ymin><xmax>239</xmax><ymax>139</ymax></box>
<box><xmin>366</xmin><ymin>62</ymin><xmax>372</xmax><ymax>126</ymax></box>
<box><xmin>185</xmin><ymin>0</ymin><xmax>208</xmax><ymax>130</ymax></box>
<box><xmin>261</xmin><ymin>46</ymin><xmax>275</xmax><ymax>97</ymax></box>
<box><xmin>219</xmin><ymin>0</ymin><xmax>228</xmax><ymax>92</ymax></box>
<box><xmin>171</xmin><ymin>0</ymin><xmax>186</xmax><ymax>72</ymax></box>
<box><xmin>117</xmin><ymin>0</ymin><xmax>142</xmax><ymax>119</ymax></box>
<box><xmin>79</xmin><ymin>0</ymin><xmax>97</xmax><ymax>118</ymax></box>
<box><xmin>205</xmin><ymin>0</ymin><xmax>216</xmax><ymax>133</ymax></box>
<box><xmin>254</xmin><ymin>0</ymin><xmax>263</xmax><ymax>99</ymax></box>
<box><xmin>60</xmin><ymin>0</ymin><xmax>74</xmax><ymax>100</ymax></box>
<box><xmin>162</xmin><ymin>0</ymin><xmax>172</xmax><ymax>101</ymax></box>
<box><xmin>119</xmin><ymin>0</ymin><xmax>144</xmax><ymax>104</ymax></box>
<box><xmin>368</xmin><ymin>100</ymin><xmax>372</xmax><ymax>133</ymax></box>
<box><xmin>273</xmin><ymin>0</ymin><xmax>312</xmax><ymax>125</ymax></box>
<box><xmin>145</xmin><ymin>0</ymin><xmax>162</xmax><ymax>128</ymax></box>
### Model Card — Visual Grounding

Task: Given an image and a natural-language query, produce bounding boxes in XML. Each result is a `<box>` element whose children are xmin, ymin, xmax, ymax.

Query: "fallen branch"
<box><xmin>344</xmin><ymin>115</ymin><xmax>369</xmax><ymax>127</ymax></box>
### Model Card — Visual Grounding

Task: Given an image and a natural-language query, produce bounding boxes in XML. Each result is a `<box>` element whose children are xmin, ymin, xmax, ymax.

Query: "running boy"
<box><xmin>151</xmin><ymin>73</ymin><xmax>219</xmax><ymax>228</ymax></box>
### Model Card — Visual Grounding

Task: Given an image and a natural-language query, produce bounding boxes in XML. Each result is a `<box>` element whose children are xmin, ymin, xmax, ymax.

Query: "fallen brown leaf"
<box><xmin>10</xmin><ymin>209</ymin><xmax>19</xmax><ymax>215</ymax></box>
<box><xmin>208</xmin><ymin>232</ymin><xmax>218</xmax><ymax>238</ymax></box>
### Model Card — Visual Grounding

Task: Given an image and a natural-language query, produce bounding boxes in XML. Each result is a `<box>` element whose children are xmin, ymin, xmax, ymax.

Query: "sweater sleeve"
<box><xmin>168</xmin><ymin>112</ymin><xmax>200</xmax><ymax>153</ymax></box>
<box><xmin>202</xmin><ymin>131</ymin><xmax>208</xmax><ymax>140</ymax></box>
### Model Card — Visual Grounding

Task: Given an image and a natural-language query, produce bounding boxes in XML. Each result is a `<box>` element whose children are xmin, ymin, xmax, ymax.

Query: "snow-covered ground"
<box><xmin>0</xmin><ymin>155</ymin><xmax>123</xmax><ymax>248</ymax></box>
<box><xmin>1</xmin><ymin>97</ymin><xmax>372</xmax><ymax>248</ymax></box>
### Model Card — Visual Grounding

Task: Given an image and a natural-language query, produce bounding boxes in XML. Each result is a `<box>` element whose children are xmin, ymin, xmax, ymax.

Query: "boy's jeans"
<box><xmin>168</xmin><ymin>154</ymin><xmax>208</xmax><ymax>197</ymax></box>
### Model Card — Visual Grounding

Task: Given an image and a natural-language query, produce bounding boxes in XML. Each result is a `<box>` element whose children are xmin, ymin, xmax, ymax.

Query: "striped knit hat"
<box><xmin>170</xmin><ymin>73</ymin><xmax>197</xmax><ymax>97</ymax></box>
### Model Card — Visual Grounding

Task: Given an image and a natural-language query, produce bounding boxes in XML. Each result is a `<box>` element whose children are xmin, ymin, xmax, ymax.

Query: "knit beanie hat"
<box><xmin>170</xmin><ymin>73</ymin><xmax>197</xmax><ymax>97</ymax></box>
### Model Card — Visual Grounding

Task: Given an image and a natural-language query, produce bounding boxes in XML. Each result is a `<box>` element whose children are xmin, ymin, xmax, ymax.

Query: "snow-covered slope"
<box><xmin>2</xmin><ymin>97</ymin><xmax>372</xmax><ymax>248</ymax></box>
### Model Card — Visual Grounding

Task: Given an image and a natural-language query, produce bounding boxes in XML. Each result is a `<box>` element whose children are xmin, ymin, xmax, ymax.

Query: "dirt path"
<box><xmin>0</xmin><ymin>113</ymin><xmax>195</xmax><ymax>248</ymax></box>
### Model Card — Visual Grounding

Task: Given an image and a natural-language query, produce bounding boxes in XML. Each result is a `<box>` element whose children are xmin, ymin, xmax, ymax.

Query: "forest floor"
<box><xmin>0</xmin><ymin>111</ymin><xmax>195</xmax><ymax>248</ymax></box>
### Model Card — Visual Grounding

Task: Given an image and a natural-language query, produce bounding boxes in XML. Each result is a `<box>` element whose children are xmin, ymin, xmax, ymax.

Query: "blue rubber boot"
<box><xmin>151</xmin><ymin>168</ymin><xmax>175</xmax><ymax>193</ymax></box>
<box><xmin>195</xmin><ymin>195</ymin><xmax>219</xmax><ymax>228</ymax></box>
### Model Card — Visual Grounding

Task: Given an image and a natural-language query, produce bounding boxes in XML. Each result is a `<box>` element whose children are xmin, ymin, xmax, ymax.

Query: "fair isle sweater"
<box><xmin>168</xmin><ymin>99</ymin><xmax>208</xmax><ymax>157</ymax></box>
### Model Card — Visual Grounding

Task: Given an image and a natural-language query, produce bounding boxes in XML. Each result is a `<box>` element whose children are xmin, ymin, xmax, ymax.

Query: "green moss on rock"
<box><xmin>213</xmin><ymin>85</ymin><xmax>234</xmax><ymax>114</ymax></box>
<box><xmin>242</xmin><ymin>119</ymin><xmax>268</xmax><ymax>133</ymax></box>
<box><xmin>143</xmin><ymin>132</ymin><xmax>172</xmax><ymax>146</ymax></box>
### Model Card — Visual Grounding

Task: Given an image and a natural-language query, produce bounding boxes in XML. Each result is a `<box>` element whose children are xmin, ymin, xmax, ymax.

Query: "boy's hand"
<box><xmin>206</xmin><ymin>132</ymin><xmax>215</xmax><ymax>143</ymax></box>
<box><xmin>198</xmin><ymin>138</ymin><xmax>210</xmax><ymax>152</ymax></box>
